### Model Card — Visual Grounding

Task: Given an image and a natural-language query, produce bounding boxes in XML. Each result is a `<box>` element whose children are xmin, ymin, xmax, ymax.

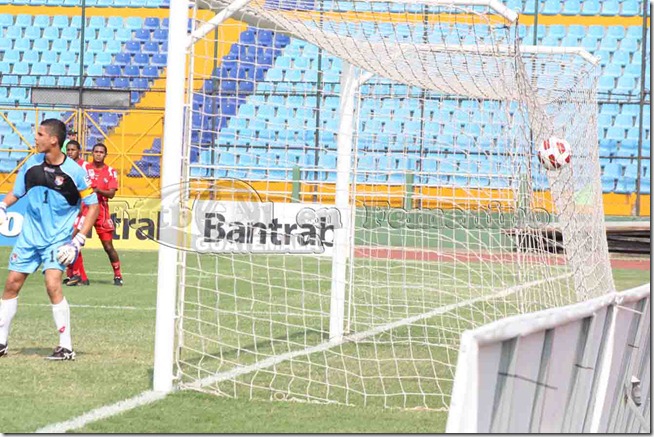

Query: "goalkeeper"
<box><xmin>0</xmin><ymin>119</ymin><xmax>98</xmax><ymax>361</ymax></box>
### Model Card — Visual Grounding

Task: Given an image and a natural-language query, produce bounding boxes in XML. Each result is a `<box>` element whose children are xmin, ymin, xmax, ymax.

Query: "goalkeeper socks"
<box><xmin>0</xmin><ymin>297</ymin><xmax>18</xmax><ymax>345</ymax></box>
<box><xmin>52</xmin><ymin>298</ymin><xmax>72</xmax><ymax>351</ymax></box>
<box><xmin>111</xmin><ymin>261</ymin><xmax>122</xmax><ymax>278</ymax></box>
<box><xmin>73</xmin><ymin>252</ymin><xmax>88</xmax><ymax>281</ymax></box>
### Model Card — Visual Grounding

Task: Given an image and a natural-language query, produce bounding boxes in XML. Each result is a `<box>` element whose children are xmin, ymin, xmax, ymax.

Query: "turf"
<box><xmin>0</xmin><ymin>247</ymin><xmax>648</xmax><ymax>433</ymax></box>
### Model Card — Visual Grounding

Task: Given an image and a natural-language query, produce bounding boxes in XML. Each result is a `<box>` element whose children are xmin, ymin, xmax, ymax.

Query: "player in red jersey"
<box><xmin>65</xmin><ymin>141</ymin><xmax>90</xmax><ymax>286</ymax></box>
<box><xmin>69</xmin><ymin>144</ymin><xmax>124</xmax><ymax>286</ymax></box>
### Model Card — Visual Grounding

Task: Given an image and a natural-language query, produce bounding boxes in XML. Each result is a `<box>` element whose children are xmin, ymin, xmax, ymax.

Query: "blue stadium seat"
<box><xmin>134</xmin><ymin>28</ymin><xmax>151</xmax><ymax>41</ymax></box>
<box><xmin>621</xmin><ymin>0</ymin><xmax>640</xmax><ymax>16</ymax></box>
<box><xmin>144</xmin><ymin>17</ymin><xmax>160</xmax><ymax>30</ymax></box>
<box><xmin>104</xmin><ymin>64</ymin><xmax>121</xmax><ymax>77</ymax></box>
<box><xmin>0</xmin><ymin>14</ymin><xmax>13</xmax><ymax>27</ymax></box>
<box><xmin>125</xmin><ymin>41</ymin><xmax>142</xmax><ymax>54</ymax></box>
<box><xmin>114</xmin><ymin>77</ymin><xmax>130</xmax><ymax>88</ymax></box>
<box><xmin>581</xmin><ymin>36</ymin><xmax>599</xmax><ymax>51</ymax></box>
<box><xmin>15</xmin><ymin>14</ymin><xmax>32</xmax><ymax>27</ymax></box>
<box><xmin>12</xmin><ymin>62</ymin><xmax>30</xmax><ymax>75</ymax></box>
<box><xmin>125</xmin><ymin>17</ymin><xmax>143</xmax><ymax>30</ymax></box>
<box><xmin>123</xmin><ymin>65</ymin><xmax>141</xmax><ymax>77</ymax></box>
<box><xmin>115</xmin><ymin>28</ymin><xmax>132</xmax><ymax>41</ymax></box>
<box><xmin>620</xmin><ymin>37</ymin><xmax>640</xmax><ymax>54</ymax></box>
<box><xmin>143</xmin><ymin>41</ymin><xmax>159</xmax><ymax>54</ymax></box>
<box><xmin>87</xmin><ymin>40</ymin><xmax>105</xmax><ymax>54</ymax></box>
<box><xmin>115</xmin><ymin>52</ymin><xmax>131</xmax><ymax>64</ymax></box>
<box><xmin>561</xmin><ymin>0</ymin><xmax>581</xmax><ymax>15</ymax></box>
<box><xmin>615</xmin><ymin>177</ymin><xmax>636</xmax><ymax>194</ymax></box>
<box><xmin>581</xmin><ymin>0</ymin><xmax>600</xmax><ymax>15</ymax></box>
<box><xmin>48</xmin><ymin>63</ymin><xmax>66</xmax><ymax>76</ymax></box>
<box><xmin>600</xmin><ymin>0</ymin><xmax>620</xmax><ymax>16</ymax></box>
<box><xmin>151</xmin><ymin>53</ymin><xmax>167</xmax><ymax>66</ymax></box>
<box><xmin>616</xmin><ymin>77</ymin><xmax>636</xmax><ymax>93</ymax></box>
<box><xmin>587</xmin><ymin>25</ymin><xmax>605</xmax><ymax>39</ymax></box>
<box><xmin>107</xmin><ymin>16</ymin><xmax>123</xmax><ymax>29</ymax></box>
<box><xmin>599</xmin><ymin>36</ymin><xmax>619</xmax><ymax>52</ymax></box>
<box><xmin>131</xmin><ymin>77</ymin><xmax>149</xmax><ymax>90</ymax></box>
<box><xmin>31</xmin><ymin>62</ymin><xmax>47</xmax><ymax>76</ymax></box>
<box><xmin>95</xmin><ymin>77</ymin><xmax>111</xmax><ymax>87</ymax></box>
<box><xmin>59</xmin><ymin>27</ymin><xmax>78</xmax><ymax>42</ymax></box>
<box><xmin>598</xmin><ymin>76</ymin><xmax>615</xmax><ymax>93</ymax></box>
<box><xmin>152</xmin><ymin>29</ymin><xmax>168</xmax><ymax>43</ymax></box>
<box><xmin>101</xmin><ymin>113</ymin><xmax>119</xmax><ymax>127</ymax></box>
<box><xmin>88</xmin><ymin>16</ymin><xmax>105</xmax><ymax>29</ymax></box>
<box><xmin>142</xmin><ymin>66</ymin><xmax>159</xmax><ymax>78</ymax></box>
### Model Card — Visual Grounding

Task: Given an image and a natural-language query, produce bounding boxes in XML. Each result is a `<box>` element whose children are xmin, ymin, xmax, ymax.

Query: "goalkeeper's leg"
<box><xmin>0</xmin><ymin>271</ymin><xmax>29</xmax><ymax>356</ymax></box>
<box><xmin>44</xmin><ymin>269</ymin><xmax>74</xmax><ymax>358</ymax></box>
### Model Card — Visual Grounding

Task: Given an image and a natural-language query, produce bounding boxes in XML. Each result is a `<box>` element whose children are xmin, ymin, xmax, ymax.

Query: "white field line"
<box><xmin>21</xmin><ymin>303</ymin><xmax>155</xmax><ymax>311</ymax></box>
<box><xmin>35</xmin><ymin>390</ymin><xmax>169</xmax><ymax>433</ymax></box>
<box><xmin>187</xmin><ymin>272</ymin><xmax>573</xmax><ymax>390</ymax></box>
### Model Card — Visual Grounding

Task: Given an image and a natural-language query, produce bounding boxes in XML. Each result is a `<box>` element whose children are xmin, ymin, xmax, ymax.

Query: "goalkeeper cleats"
<box><xmin>113</xmin><ymin>276</ymin><xmax>123</xmax><ymax>286</ymax></box>
<box><xmin>0</xmin><ymin>343</ymin><xmax>7</xmax><ymax>357</ymax></box>
<box><xmin>45</xmin><ymin>346</ymin><xmax>75</xmax><ymax>361</ymax></box>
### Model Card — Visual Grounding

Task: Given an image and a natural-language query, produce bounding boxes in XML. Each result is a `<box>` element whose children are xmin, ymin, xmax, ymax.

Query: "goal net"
<box><xmin>165</xmin><ymin>0</ymin><xmax>614</xmax><ymax>410</ymax></box>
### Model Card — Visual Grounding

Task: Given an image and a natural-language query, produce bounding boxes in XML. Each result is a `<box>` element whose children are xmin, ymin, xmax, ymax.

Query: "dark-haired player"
<box><xmin>69</xmin><ymin>143</ymin><xmax>123</xmax><ymax>287</ymax></box>
<box><xmin>0</xmin><ymin>119</ymin><xmax>99</xmax><ymax>360</ymax></box>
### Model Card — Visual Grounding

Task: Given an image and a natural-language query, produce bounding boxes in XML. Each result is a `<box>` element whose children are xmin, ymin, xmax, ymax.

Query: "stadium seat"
<box><xmin>581</xmin><ymin>0</ymin><xmax>600</xmax><ymax>15</ymax></box>
<box><xmin>0</xmin><ymin>14</ymin><xmax>13</xmax><ymax>27</ymax></box>
<box><xmin>134</xmin><ymin>28</ymin><xmax>151</xmax><ymax>41</ymax></box>
<box><xmin>104</xmin><ymin>64</ymin><xmax>122</xmax><ymax>77</ymax></box>
<box><xmin>15</xmin><ymin>14</ymin><xmax>32</xmax><ymax>27</ymax></box>
<box><xmin>621</xmin><ymin>0</ymin><xmax>640</xmax><ymax>16</ymax></box>
<box><xmin>142</xmin><ymin>66</ymin><xmax>159</xmax><ymax>78</ymax></box>
<box><xmin>561</xmin><ymin>0</ymin><xmax>581</xmax><ymax>15</ymax></box>
<box><xmin>144</xmin><ymin>17</ymin><xmax>160</xmax><ymax>30</ymax></box>
<box><xmin>125</xmin><ymin>17</ymin><xmax>143</xmax><ymax>30</ymax></box>
<box><xmin>124</xmin><ymin>41</ymin><xmax>141</xmax><ymax>54</ymax></box>
<box><xmin>95</xmin><ymin>77</ymin><xmax>111</xmax><ymax>87</ymax></box>
<box><xmin>151</xmin><ymin>53</ymin><xmax>167</xmax><ymax>66</ymax></box>
<box><xmin>600</xmin><ymin>0</ymin><xmax>620</xmax><ymax>15</ymax></box>
<box><xmin>152</xmin><ymin>29</ymin><xmax>168</xmax><ymax>43</ymax></box>
<box><xmin>143</xmin><ymin>41</ymin><xmax>160</xmax><ymax>54</ymax></box>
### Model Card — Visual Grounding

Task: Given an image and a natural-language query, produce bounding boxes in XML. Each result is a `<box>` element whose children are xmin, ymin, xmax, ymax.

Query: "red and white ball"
<box><xmin>538</xmin><ymin>136</ymin><xmax>571</xmax><ymax>170</ymax></box>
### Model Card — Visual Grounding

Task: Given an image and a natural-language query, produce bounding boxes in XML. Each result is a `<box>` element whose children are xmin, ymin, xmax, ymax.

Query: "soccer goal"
<box><xmin>152</xmin><ymin>0</ymin><xmax>615</xmax><ymax>413</ymax></box>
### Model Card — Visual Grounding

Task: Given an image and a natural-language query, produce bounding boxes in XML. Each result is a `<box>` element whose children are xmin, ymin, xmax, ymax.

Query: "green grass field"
<box><xmin>0</xmin><ymin>247</ymin><xmax>648</xmax><ymax>433</ymax></box>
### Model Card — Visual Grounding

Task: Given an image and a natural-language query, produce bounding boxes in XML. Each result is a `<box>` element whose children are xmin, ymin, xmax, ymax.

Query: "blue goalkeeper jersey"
<box><xmin>12</xmin><ymin>153</ymin><xmax>98</xmax><ymax>248</ymax></box>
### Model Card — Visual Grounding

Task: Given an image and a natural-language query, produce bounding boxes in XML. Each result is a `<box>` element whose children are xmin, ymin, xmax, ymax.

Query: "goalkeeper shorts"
<box><xmin>8</xmin><ymin>237</ymin><xmax>66</xmax><ymax>274</ymax></box>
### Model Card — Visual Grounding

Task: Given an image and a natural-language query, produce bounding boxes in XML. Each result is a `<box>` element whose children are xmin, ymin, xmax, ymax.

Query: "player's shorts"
<box><xmin>8</xmin><ymin>236</ymin><xmax>67</xmax><ymax>274</ymax></box>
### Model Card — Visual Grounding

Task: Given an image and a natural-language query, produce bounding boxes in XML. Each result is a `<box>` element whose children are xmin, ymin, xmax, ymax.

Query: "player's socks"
<box><xmin>111</xmin><ymin>261</ymin><xmax>122</xmax><ymax>279</ymax></box>
<box><xmin>75</xmin><ymin>252</ymin><xmax>88</xmax><ymax>282</ymax></box>
<box><xmin>52</xmin><ymin>298</ymin><xmax>72</xmax><ymax>351</ymax></box>
<box><xmin>0</xmin><ymin>297</ymin><xmax>18</xmax><ymax>346</ymax></box>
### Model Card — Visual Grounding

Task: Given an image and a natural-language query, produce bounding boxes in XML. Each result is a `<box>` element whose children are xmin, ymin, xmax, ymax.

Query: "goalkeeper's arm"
<box><xmin>57</xmin><ymin>204</ymin><xmax>99</xmax><ymax>265</ymax></box>
<box><xmin>79</xmin><ymin>203</ymin><xmax>99</xmax><ymax>237</ymax></box>
<box><xmin>0</xmin><ymin>192</ymin><xmax>20</xmax><ymax>225</ymax></box>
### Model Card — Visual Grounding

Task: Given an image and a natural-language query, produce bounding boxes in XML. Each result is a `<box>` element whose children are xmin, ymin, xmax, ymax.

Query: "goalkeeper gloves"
<box><xmin>0</xmin><ymin>202</ymin><xmax>7</xmax><ymax>226</ymax></box>
<box><xmin>56</xmin><ymin>233</ymin><xmax>86</xmax><ymax>266</ymax></box>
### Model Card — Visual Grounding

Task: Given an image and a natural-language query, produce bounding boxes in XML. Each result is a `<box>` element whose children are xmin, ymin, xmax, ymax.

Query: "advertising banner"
<box><xmin>0</xmin><ymin>195</ymin><xmax>344</xmax><ymax>255</ymax></box>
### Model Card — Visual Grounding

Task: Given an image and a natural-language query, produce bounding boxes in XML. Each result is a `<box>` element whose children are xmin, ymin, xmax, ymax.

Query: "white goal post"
<box><xmin>151</xmin><ymin>0</ymin><xmax>615</xmax><ymax>417</ymax></box>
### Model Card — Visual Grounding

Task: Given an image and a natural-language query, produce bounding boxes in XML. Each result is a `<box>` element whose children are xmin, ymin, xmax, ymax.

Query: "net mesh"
<box><xmin>171</xmin><ymin>0</ymin><xmax>614</xmax><ymax>409</ymax></box>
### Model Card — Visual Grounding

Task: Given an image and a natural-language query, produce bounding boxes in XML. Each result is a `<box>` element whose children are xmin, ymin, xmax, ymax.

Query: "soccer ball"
<box><xmin>538</xmin><ymin>137</ymin><xmax>571</xmax><ymax>170</ymax></box>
